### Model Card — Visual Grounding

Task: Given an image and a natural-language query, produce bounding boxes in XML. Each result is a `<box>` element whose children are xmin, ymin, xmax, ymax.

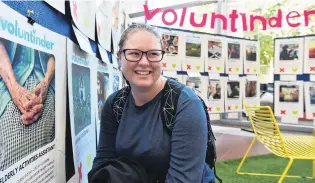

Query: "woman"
<box><xmin>93</xmin><ymin>23</ymin><xmax>210</xmax><ymax>182</ymax></box>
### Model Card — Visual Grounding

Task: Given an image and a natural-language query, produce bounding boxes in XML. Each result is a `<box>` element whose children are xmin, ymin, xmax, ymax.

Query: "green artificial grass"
<box><xmin>215</xmin><ymin>154</ymin><xmax>314</xmax><ymax>183</ymax></box>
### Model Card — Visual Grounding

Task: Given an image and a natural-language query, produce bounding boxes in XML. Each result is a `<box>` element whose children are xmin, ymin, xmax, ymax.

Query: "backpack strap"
<box><xmin>160</xmin><ymin>78</ymin><xmax>185</xmax><ymax>135</ymax></box>
<box><xmin>112</xmin><ymin>86</ymin><xmax>131</xmax><ymax>123</ymax></box>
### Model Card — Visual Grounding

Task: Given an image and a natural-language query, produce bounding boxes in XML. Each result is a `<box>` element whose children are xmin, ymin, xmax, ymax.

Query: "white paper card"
<box><xmin>187</xmin><ymin>71</ymin><xmax>202</xmax><ymax>77</ymax></box>
<box><xmin>208</xmin><ymin>73</ymin><xmax>221</xmax><ymax>80</ymax></box>
<box><xmin>163</xmin><ymin>71</ymin><xmax>178</xmax><ymax>78</ymax></box>
<box><xmin>310</xmin><ymin>74</ymin><xmax>315</xmax><ymax>81</ymax></box>
<box><xmin>183</xmin><ymin>33</ymin><xmax>204</xmax><ymax>72</ymax></box>
<box><xmin>225</xmin><ymin>77</ymin><xmax>242</xmax><ymax>112</ymax></box>
<box><xmin>274</xmin><ymin>81</ymin><xmax>303</xmax><ymax>118</ymax></box>
<box><xmin>280</xmin><ymin>74</ymin><xmax>297</xmax><ymax>81</ymax></box>
<box><xmin>303</xmin><ymin>36</ymin><xmax>315</xmax><ymax>73</ymax></box>
<box><xmin>243</xmin><ymin>76</ymin><xmax>260</xmax><ymax>112</ymax></box>
<box><xmin>226</xmin><ymin>38</ymin><xmax>243</xmax><ymax>74</ymax></box>
<box><xmin>244</xmin><ymin>40</ymin><xmax>260</xmax><ymax>74</ymax></box>
<box><xmin>73</xmin><ymin>25</ymin><xmax>94</xmax><ymax>55</ymax></box>
<box><xmin>204</xmin><ymin>35</ymin><xmax>225</xmax><ymax>73</ymax></box>
<box><xmin>274</xmin><ymin>38</ymin><xmax>304</xmax><ymax>74</ymax></box>
<box><xmin>210</xmin><ymin>114</ymin><xmax>221</xmax><ymax>120</ymax></box>
<box><xmin>228</xmin><ymin>74</ymin><xmax>239</xmax><ymax>81</ymax></box>
<box><xmin>206</xmin><ymin>78</ymin><xmax>225</xmax><ymax>113</ymax></box>
<box><xmin>247</xmin><ymin>74</ymin><xmax>258</xmax><ymax>81</ymax></box>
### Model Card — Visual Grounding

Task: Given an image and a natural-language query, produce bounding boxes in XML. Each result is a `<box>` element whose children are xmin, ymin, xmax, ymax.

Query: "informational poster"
<box><xmin>243</xmin><ymin>75</ymin><xmax>260</xmax><ymax>107</ymax></box>
<box><xmin>67</xmin><ymin>39</ymin><xmax>97</xmax><ymax>183</ymax></box>
<box><xmin>303</xmin><ymin>36</ymin><xmax>315</xmax><ymax>73</ymax></box>
<box><xmin>274</xmin><ymin>81</ymin><xmax>303</xmax><ymax>118</ymax></box>
<box><xmin>183</xmin><ymin>34</ymin><xmax>204</xmax><ymax>72</ymax></box>
<box><xmin>45</xmin><ymin>0</ymin><xmax>65</xmax><ymax>14</ymax></box>
<box><xmin>70</xmin><ymin>0</ymin><xmax>96</xmax><ymax>40</ymax></box>
<box><xmin>226</xmin><ymin>38</ymin><xmax>243</xmax><ymax>74</ymax></box>
<box><xmin>96</xmin><ymin>59</ymin><xmax>110</xmax><ymax>144</ymax></box>
<box><xmin>0</xmin><ymin>2</ymin><xmax>67</xmax><ymax>183</ymax></box>
<box><xmin>205</xmin><ymin>35</ymin><xmax>225</xmax><ymax>73</ymax></box>
<box><xmin>274</xmin><ymin>38</ymin><xmax>304</xmax><ymax>74</ymax></box>
<box><xmin>225</xmin><ymin>77</ymin><xmax>243</xmax><ymax>112</ymax></box>
<box><xmin>206</xmin><ymin>78</ymin><xmax>225</xmax><ymax>113</ymax></box>
<box><xmin>96</xmin><ymin>0</ymin><xmax>113</xmax><ymax>51</ymax></box>
<box><xmin>244</xmin><ymin>40</ymin><xmax>260</xmax><ymax>74</ymax></box>
<box><xmin>160</xmin><ymin>28</ymin><xmax>183</xmax><ymax>71</ymax></box>
<box><xmin>183</xmin><ymin>76</ymin><xmax>207</xmax><ymax>100</ymax></box>
<box><xmin>111</xmin><ymin>0</ymin><xmax>120</xmax><ymax>54</ymax></box>
<box><xmin>304</xmin><ymin>82</ymin><xmax>315</xmax><ymax>119</ymax></box>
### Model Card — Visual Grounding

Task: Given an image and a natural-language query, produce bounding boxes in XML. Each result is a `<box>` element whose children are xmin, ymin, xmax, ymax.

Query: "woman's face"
<box><xmin>119</xmin><ymin>30</ymin><xmax>162</xmax><ymax>90</ymax></box>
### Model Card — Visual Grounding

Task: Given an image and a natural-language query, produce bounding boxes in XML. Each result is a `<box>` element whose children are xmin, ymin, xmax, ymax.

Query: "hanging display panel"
<box><xmin>244</xmin><ymin>40</ymin><xmax>260</xmax><ymax>74</ymax></box>
<box><xmin>206</xmin><ymin>78</ymin><xmax>225</xmax><ymax>113</ymax></box>
<box><xmin>160</xmin><ymin>28</ymin><xmax>183</xmax><ymax>71</ymax></box>
<box><xmin>70</xmin><ymin>0</ymin><xmax>96</xmax><ymax>40</ymax></box>
<box><xmin>274</xmin><ymin>81</ymin><xmax>303</xmax><ymax>118</ymax></box>
<box><xmin>225</xmin><ymin>77</ymin><xmax>243</xmax><ymax>112</ymax></box>
<box><xmin>205</xmin><ymin>35</ymin><xmax>225</xmax><ymax>73</ymax></box>
<box><xmin>226</xmin><ymin>38</ymin><xmax>243</xmax><ymax>74</ymax></box>
<box><xmin>96</xmin><ymin>0</ymin><xmax>113</xmax><ymax>51</ymax></box>
<box><xmin>303</xmin><ymin>36</ymin><xmax>315</xmax><ymax>73</ymax></box>
<box><xmin>182</xmin><ymin>33</ymin><xmax>204</xmax><ymax>72</ymax></box>
<box><xmin>243</xmin><ymin>75</ymin><xmax>260</xmax><ymax>108</ymax></box>
<box><xmin>67</xmin><ymin>39</ymin><xmax>97</xmax><ymax>183</ymax></box>
<box><xmin>274</xmin><ymin>38</ymin><xmax>304</xmax><ymax>74</ymax></box>
<box><xmin>304</xmin><ymin>82</ymin><xmax>315</xmax><ymax>119</ymax></box>
<box><xmin>0</xmin><ymin>2</ymin><xmax>67</xmax><ymax>183</ymax></box>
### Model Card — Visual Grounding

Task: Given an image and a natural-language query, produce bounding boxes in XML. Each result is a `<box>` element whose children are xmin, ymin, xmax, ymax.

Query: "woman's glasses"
<box><xmin>121</xmin><ymin>49</ymin><xmax>165</xmax><ymax>62</ymax></box>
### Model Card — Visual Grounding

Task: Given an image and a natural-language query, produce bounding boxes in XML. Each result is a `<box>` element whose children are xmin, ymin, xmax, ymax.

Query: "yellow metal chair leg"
<box><xmin>236</xmin><ymin>137</ymin><xmax>256</xmax><ymax>174</ymax></box>
<box><xmin>313</xmin><ymin>160</ymin><xmax>315</xmax><ymax>178</ymax></box>
<box><xmin>278</xmin><ymin>158</ymin><xmax>294</xmax><ymax>183</ymax></box>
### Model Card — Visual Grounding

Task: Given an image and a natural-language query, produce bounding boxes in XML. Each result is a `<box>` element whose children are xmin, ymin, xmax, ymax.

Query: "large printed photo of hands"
<box><xmin>0</xmin><ymin>37</ymin><xmax>55</xmax><ymax>171</ymax></box>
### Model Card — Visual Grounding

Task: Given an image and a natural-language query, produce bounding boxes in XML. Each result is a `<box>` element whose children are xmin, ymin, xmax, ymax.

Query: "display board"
<box><xmin>0</xmin><ymin>2</ymin><xmax>67</xmax><ymax>183</ymax></box>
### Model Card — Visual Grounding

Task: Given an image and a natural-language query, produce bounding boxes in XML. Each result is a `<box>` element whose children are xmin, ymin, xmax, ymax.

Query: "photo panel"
<box><xmin>304</xmin><ymin>82</ymin><xmax>315</xmax><ymax>119</ymax></box>
<box><xmin>303</xmin><ymin>36</ymin><xmax>315</xmax><ymax>73</ymax></box>
<box><xmin>274</xmin><ymin>81</ymin><xmax>303</xmax><ymax>118</ymax></box>
<box><xmin>206</xmin><ymin>78</ymin><xmax>225</xmax><ymax>113</ymax></box>
<box><xmin>225</xmin><ymin>78</ymin><xmax>242</xmax><ymax>112</ymax></box>
<box><xmin>244</xmin><ymin>40</ymin><xmax>260</xmax><ymax>74</ymax></box>
<box><xmin>274</xmin><ymin>38</ymin><xmax>304</xmax><ymax>74</ymax></box>
<box><xmin>226</xmin><ymin>38</ymin><xmax>243</xmax><ymax>74</ymax></box>
<box><xmin>159</xmin><ymin>28</ymin><xmax>183</xmax><ymax>71</ymax></box>
<box><xmin>67</xmin><ymin>39</ymin><xmax>97</xmax><ymax>183</ymax></box>
<box><xmin>96</xmin><ymin>0</ymin><xmax>113</xmax><ymax>51</ymax></box>
<box><xmin>204</xmin><ymin>35</ymin><xmax>225</xmax><ymax>73</ymax></box>
<box><xmin>183</xmin><ymin>75</ymin><xmax>207</xmax><ymax>100</ymax></box>
<box><xmin>243</xmin><ymin>76</ymin><xmax>260</xmax><ymax>112</ymax></box>
<box><xmin>183</xmin><ymin>33</ymin><xmax>204</xmax><ymax>72</ymax></box>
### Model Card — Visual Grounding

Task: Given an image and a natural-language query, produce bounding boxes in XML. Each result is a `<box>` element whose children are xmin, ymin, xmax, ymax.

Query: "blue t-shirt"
<box><xmin>93</xmin><ymin>83</ymin><xmax>209</xmax><ymax>183</ymax></box>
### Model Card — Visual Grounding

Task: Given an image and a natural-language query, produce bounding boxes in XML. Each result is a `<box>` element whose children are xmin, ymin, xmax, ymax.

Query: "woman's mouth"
<box><xmin>135</xmin><ymin>71</ymin><xmax>152</xmax><ymax>75</ymax></box>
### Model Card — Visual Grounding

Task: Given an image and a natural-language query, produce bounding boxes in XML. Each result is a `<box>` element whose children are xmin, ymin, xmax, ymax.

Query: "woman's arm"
<box><xmin>92</xmin><ymin>93</ymin><xmax>119</xmax><ymax>169</ymax></box>
<box><xmin>165</xmin><ymin>89</ymin><xmax>208</xmax><ymax>183</ymax></box>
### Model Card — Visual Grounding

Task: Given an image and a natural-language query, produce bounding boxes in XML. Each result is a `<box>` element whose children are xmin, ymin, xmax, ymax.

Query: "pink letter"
<box><xmin>143</xmin><ymin>5</ymin><xmax>160</xmax><ymax>21</ymax></box>
<box><xmin>286</xmin><ymin>11</ymin><xmax>301</xmax><ymax>27</ymax></box>
<box><xmin>240</xmin><ymin>13</ymin><xmax>248</xmax><ymax>31</ymax></box>
<box><xmin>250</xmin><ymin>15</ymin><xmax>267</xmax><ymax>31</ymax></box>
<box><xmin>268</xmin><ymin>9</ymin><xmax>282</xmax><ymax>28</ymax></box>
<box><xmin>179</xmin><ymin>7</ymin><xmax>187</xmax><ymax>27</ymax></box>
<box><xmin>210</xmin><ymin>13</ymin><xmax>227</xmax><ymax>30</ymax></box>
<box><xmin>229</xmin><ymin>10</ymin><xmax>238</xmax><ymax>32</ymax></box>
<box><xmin>190</xmin><ymin>13</ymin><xmax>207</xmax><ymax>27</ymax></box>
<box><xmin>162</xmin><ymin>9</ymin><xmax>178</xmax><ymax>26</ymax></box>
<box><xmin>305</xmin><ymin>9</ymin><xmax>315</xmax><ymax>26</ymax></box>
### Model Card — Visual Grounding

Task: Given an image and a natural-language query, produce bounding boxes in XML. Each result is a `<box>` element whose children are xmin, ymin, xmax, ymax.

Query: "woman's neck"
<box><xmin>131</xmin><ymin>76</ymin><xmax>167</xmax><ymax>106</ymax></box>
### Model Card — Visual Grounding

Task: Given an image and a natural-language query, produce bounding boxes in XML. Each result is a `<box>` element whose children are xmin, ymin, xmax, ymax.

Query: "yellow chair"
<box><xmin>236</xmin><ymin>104</ymin><xmax>315</xmax><ymax>183</ymax></box>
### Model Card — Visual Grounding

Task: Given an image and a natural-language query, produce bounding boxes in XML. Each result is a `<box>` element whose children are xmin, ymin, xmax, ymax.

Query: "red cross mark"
<box><xmin>162</xmin><ymin>63</ymin><xmax>167</xmax><ymax>68</ymax></box>
<box><xmin>247</xmin><ymin>68</ymin><xmax>250</xmax><ymax>72</ymax></box>
<box><xmin>310</xmin><ymin>67</ymin><xmax>315</xmax><ymax>71</ymax></box>
<box><xmin>280</xmin><ymin>68</ymin><xmax>285</xmax><ymax>72</ymax></box>
<box><xmin>312</xmin><ymin>113</ymin><xmax>315</xmax><ymax>117</ymax></box>
<box><xmin>208</xmin><ymin>66</ymin><xmax>212</xmax><ymax>71</ymax></box>
<box><xmin>78</xmin><ymin>162</ymin><xmax>82</xmax><ymax>183</ymax></box>
<box><xmin>187</xmin><ymin>64</ymin><xmax>191</xmax><ymax>70</ymax></box>
<box><xmin>72</xmin><ymin>0</ymin><xmax>78</xmax><ymax>21</ymax></box>
<box><xmin>281</xmin><ymin>110</ymin><xmax>286</xmax><ymax>115</ymax></box>
<box><xmin>208</xmin><ymin>107</ymin><xmax>212</xmax><ymax>112</ymax></box>
<box><xmin>228</xmin><ymin>106</ymin><xmax>231</xmax><ymax>110</ymax></box>
<box><xmin>228</xmin><ymin>68</ymin><xmax>232</xmax><ymax>72</ymax></box>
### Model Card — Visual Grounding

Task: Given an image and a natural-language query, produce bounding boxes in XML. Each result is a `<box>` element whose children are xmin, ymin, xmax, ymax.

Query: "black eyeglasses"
<box><xmin>120</xmin><ymin>49</ymin><xmax>165</xmax><ymax>62</ymax></box>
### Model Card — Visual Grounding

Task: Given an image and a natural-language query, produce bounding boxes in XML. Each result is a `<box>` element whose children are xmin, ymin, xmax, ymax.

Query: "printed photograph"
<box><xmin>97</xmin><ymin>72</ymin><xmax>109</xmax><ymax>119</ymax></box>
<box><xmin>309</xmin><ymin>39</ymin><xmax>315</xmax><ymax>59</ymax></box>
<box><xmin>228</xmin><ymin>43</ymin><xmax>240</xmax><ymax>59</ymax></box>
<box><xmin>279</xmin><ymin>84</ymin><xmax>299</xmax><ymax>102</ymax></box>
<box><xmin>310</xmin><ymin>86</ymin><xmax>315</xmax><ymax>105</ymax></box>
<box><xmin>0</xmin><ymin>37</ymin><xmax>55</xmax><ymax>171</ymax></box>
<box><xmin>207</xmin><ymin>80</ymin><xmax>221</xmax><ymax>100</ymax></box>
<box><xmin>246</xmin><ymin>45</ymin><xmax>257</xmax><ymax>61</ymax></box>
<box><xmin>186</xmin><ymin>77</ymin><xmax>202</xmax><ymax>95</ymax></box>
<box><xmin>279</xmin><ymin>43</ymin><xmax>299</xmax><ymax>60</ymax></box>
<box><xmin>186</xmin><ymin>41</ymin><xmax>201</xmax><ymax>57</ymax></box>
<box><xmin>208</xmin><ymin>40</ymin><xmax>222</xmax><ymax>59</ymax></box>
<box><xmin>245</xmin><ymin>81</ymin><xmax>257</xmax><ymax>97</ymax></box>
<box><xmin>71</xmin><ymin>63</ymin><xmax>91</xmax><ymax>135</ymax></box>
<box><xmin>162</xmin><ymin>34</ymin><xmax>179</xmax><ymax>55</ymax></box>
<box><xmin>227</xmin><ymin>81</ymin><xmax>240</xmax><ymax>98</ymax></box>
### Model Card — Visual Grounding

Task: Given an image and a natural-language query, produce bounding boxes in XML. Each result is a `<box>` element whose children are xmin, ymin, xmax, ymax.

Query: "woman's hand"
<box><xmin>21</xmin><ymin>104</ymin><xmax>43</xmax><ymax>125</ymax></box>
<box><xmin>34</xmin><ymin>80</ymin><xmax>48</xmax><ymax>104</ymax></box>
<box><xmin>11</xmin><ymin>84</ymin><xmax>34</xmax><ymax>114</ymax></box>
